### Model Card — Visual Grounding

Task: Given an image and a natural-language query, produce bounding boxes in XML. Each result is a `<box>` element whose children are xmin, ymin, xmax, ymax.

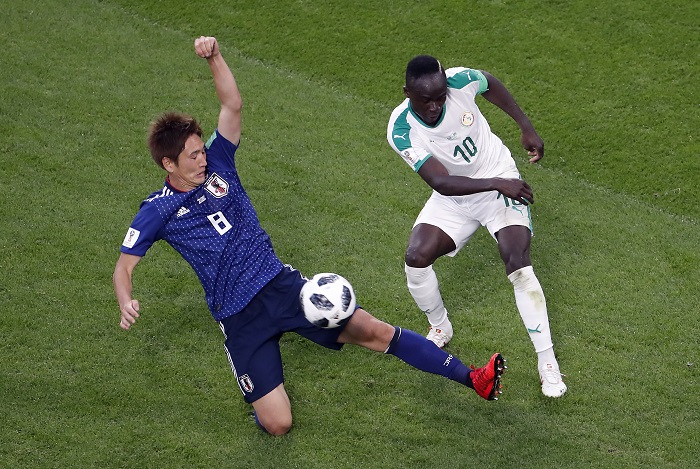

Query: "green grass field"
<box><xmin>1</xmin><ymin>0</ymin><xmax>698</xmax><ymax>467</ymax></box>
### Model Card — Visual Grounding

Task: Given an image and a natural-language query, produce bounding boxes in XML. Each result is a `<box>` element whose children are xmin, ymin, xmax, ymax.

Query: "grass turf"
<box><xmin>0</xmin><ymin>0</ymin><xmax>697</xmax><ymax>467</ymax></box>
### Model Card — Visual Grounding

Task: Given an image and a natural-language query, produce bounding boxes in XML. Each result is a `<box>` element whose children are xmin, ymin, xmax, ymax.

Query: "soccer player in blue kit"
<box><xmin>113</xmin><ymin>37</ymin><xmax>506</xmax><ymax>435</ymax></box>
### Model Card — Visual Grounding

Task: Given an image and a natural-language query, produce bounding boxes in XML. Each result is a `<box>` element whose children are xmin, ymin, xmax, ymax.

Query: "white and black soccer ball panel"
<box><xmin>300</xmin><ymin>273</ymin><xmax>356</xmax><ymax>329</ymax></box>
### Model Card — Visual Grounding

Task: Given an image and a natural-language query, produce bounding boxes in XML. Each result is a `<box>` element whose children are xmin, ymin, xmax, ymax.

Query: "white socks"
<box><xmin>508</xmin><ymin>265</ymin><xmax>558</xmax><ymax>368</ymax></box>
<box><xmin>406</xmin><ymin>263</ymin><xmax>559</xmax><ymax>369</ymax></box>
<box><xmin>405</xmin><ymin>264</ymin><xmax>448</xmax><ymax>327</ymax></box>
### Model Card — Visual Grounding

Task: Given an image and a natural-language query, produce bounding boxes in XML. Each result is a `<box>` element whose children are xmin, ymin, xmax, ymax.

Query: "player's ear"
<box><xmin>403</xmin><ymin>86</ymin><xmax>410</xmax><ymax>99</ymax></box>
<box><xmin>162</xmin><ymin>156</ymin><xmax>176</xmax><ymax>173</ymax></box>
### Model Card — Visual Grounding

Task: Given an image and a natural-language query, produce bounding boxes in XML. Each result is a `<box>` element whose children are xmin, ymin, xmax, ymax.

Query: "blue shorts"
<box><xmin>218</xmin><ymin>265</ymin><xmax>346</xmax><ymax>403</ymax></box>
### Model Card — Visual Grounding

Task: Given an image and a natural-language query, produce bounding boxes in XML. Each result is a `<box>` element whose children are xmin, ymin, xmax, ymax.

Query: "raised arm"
<box><xmin>194</xmin><ymin>36</ymin><xmax>243</xmax><ymax>145</ymax></box>
<box><xmin>480</xmin><ymin>71</ymin><xmax>544</xmax><ymax>163</ymax></box>
<box><xmin>113</xmin><ymin>253</ymin><xmax>143</xmax><ymax>330</ymax></box>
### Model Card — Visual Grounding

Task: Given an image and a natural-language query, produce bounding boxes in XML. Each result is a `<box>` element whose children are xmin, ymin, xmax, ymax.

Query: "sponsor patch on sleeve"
<box><xmin>400</xmin><ymin>149</ymin><xmax>420</xmax><ymax>167</ymax></box>
<box><xmin>122</xmin><ymin>227</ymin><xmax>140</xmax><ymax>248</ymax></box>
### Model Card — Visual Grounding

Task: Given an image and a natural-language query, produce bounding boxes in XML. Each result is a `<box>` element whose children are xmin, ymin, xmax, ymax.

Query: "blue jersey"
<box><xmin>120</xmin><ymin>130</ymin><xmax>284</xmax><ymax>320</ymax></box>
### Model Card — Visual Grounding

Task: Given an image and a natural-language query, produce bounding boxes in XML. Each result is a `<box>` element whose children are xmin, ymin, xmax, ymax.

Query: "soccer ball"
<box><xmin>300</xmin><ymin>273</ymin><xmax>356</xmax><ymax>328</ymax></box>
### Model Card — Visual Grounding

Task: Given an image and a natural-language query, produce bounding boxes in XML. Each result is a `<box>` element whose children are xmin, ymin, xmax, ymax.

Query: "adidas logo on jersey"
<box><xmin>176</xmin><ymin>206</ymin><xmax>190</xmax><ymax>218</ymax></box>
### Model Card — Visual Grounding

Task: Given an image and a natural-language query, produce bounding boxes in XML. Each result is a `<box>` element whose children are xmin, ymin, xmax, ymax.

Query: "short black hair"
<box><xmin>405</xmin><ymin>55</ymin><xmax>444</xmax><ymax>86</ymax></box>
<box><xmin>147</xmin><ymin>112</ymin><xmax>203</xmax><ymax>169</ymax></box>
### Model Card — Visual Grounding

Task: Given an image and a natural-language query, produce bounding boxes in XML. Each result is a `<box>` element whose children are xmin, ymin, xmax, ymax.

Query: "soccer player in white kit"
<box><xmin>387</xmin><ymin>55</ymin><xmax>567</xmax><ymax>397</ymax></box>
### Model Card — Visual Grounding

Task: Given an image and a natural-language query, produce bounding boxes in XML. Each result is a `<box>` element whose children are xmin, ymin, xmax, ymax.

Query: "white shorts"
<box><xmin>413</xmin><ymin>187</ymin><xmax>533</xmax><ymax>257</ymax></box>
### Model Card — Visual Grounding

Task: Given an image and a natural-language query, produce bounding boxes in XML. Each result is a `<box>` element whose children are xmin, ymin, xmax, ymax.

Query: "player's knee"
<box><xmin>503</xmin><ymin>254</ymin><xmax>530</xmax><ymax>274</ymax></box>
<box><xmin>404</xmin><ymin>247</ymin><xmax>432</xmax><ymax>268</ymax></box>
<box><xmin>266</xmin><ymin>421</ymin><xmax>292</xmax><ymax>436</ymax></box>
<box><xmin>261</xmin><ymin>414</ymin><xmax>293</xmax><ymax>436</ymax></box>
<box><xmin>372</xmin><ymin>321</ymin><xmax>396</xmax><ymax>348</ymax></box>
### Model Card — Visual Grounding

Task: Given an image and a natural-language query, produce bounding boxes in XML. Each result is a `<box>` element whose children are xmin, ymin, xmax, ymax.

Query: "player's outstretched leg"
<box><xmin>469</xmin><ymin>353</ymin><xmax>507</xmax><ymax>401</ymax></box>
<box><xmin>384</xmin><ymin>326</ymin><xmax>506</xmax><ymax>400</ymax></box>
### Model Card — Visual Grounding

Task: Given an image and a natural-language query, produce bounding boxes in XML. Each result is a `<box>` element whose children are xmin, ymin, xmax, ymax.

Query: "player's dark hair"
<box><xmin>405</xmin><ymin>55</ymin><xmax>445</xmax><ymax>88</ymax></box>
<box><xmin>147</xmin><ymin>112</ymin><xmax>203</xmax><ymax>169</ymax></box>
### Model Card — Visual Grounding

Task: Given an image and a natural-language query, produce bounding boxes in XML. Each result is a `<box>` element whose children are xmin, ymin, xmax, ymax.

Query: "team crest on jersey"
<box><xmin>238</xmin><ymin>374</ymin><xmax>254</xmax><ymax>393</ymax></box>
<box><xmin>204</xmin><ymin>173</ymin><xmax>229</xmax><ymax>198</ymax></box>
<box><xmin>461</xmin><ymin>111</ymin><xmax>475</xmax><ymax>126</ymax></box>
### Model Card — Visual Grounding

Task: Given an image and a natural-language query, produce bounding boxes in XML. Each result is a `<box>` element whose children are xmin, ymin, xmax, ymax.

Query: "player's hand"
<box><xmin>194</xmin><ymin>36</ymin><xmax>219</xmax><ymax>59</ymax></box>
<box><xmin>522</xmin><ymin>129</ymin><xmax>544</xmax><ymax>164</ymax></box>
<box><xmin>494</xmin><ymin>178</ymin><xmax>534</xmax><ymax>205</ymax></box>
<box><xmin>119</xmin><ymin>299</ymin><xmax>140</xmax><ymax>330</ymax></box>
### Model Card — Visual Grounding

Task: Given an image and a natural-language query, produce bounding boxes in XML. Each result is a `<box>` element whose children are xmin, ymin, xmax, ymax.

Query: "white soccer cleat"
<box><xmin>426</xmin><ymin>320</ymin><xmax>453</xmax><ymax>348</ymax></box>
<box><xmin>539</xmin><ymin>363</ymin><xmax>567</xmax><ymax>397</ymax></box>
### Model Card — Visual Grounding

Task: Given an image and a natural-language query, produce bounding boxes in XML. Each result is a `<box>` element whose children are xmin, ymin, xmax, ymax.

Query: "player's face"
<box><xmin>164</xmin><ymin>134</ymin><xmax>208</xmax><ymax>191</ymax></box>
<box><xmin>404</xmin><ymin>73</ymin><xmax>447</xmax><ymax>126</ymax></box>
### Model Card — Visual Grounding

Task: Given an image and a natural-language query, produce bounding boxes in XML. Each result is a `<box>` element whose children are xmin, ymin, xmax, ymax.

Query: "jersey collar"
<box><xmin>165</xmin><ymin>175</ymin><xmax>191</xmax><ymax>194</ymax></box>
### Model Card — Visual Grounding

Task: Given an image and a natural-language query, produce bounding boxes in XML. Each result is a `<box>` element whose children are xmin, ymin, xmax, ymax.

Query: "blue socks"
<box><xmin>386</xmin><ymin>326</ymin><xmax>471</xmax><ymax>387</ymax></box>
<box><xmin>253</xmin><ymin>411</ymin><xmax>269</xmax><ymax>433</ymax></box>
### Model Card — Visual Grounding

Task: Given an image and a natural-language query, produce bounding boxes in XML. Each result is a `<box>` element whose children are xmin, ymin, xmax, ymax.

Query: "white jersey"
<box><xmin>387</xmin><ymin>67</ymin><xmax>517</xmax><ymax>179</ymax></box>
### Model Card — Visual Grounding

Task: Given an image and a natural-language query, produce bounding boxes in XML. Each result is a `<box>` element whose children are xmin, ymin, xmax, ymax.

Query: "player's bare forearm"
<box><xmin>481</xmin><ymin>71</ymin><xmax>544</xmax><ymax>163</ymax></box>
<box><xmin>419</xmin><ymin>158</ymin><xmax>533</xmax><ymax>203</ymax></box>
<box><xmin>427</xmin><ymin>176</ymin><xmax>533</xmax><ymax>204</ymax></box>
<box><xmin>113</xmin><ymin>254</ymin><xmax>142</xmax><ymax>330</ymax></box>
<box><xmin>207</xmin><ymin>53</ymin><xmax>242</xmax><ymax>115</ymax></box>
<box><xmin>425</xmin><ymin>173</ymin><xmax>497</xmax><ymax>196</ymax></box>
<box><xmin>481</xmin><ymin>72</ymin><xmax>531</xmax><ymax>128</ymax></box>
<box><xmin>114</xmin><ymin>273</ymin><xmax>139</xmax><ymax>330</ymax></box>
<box><xmin>194</xmin><ymin>36</ymin><xmax>242</xmax><ymax>144</ymax></box>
